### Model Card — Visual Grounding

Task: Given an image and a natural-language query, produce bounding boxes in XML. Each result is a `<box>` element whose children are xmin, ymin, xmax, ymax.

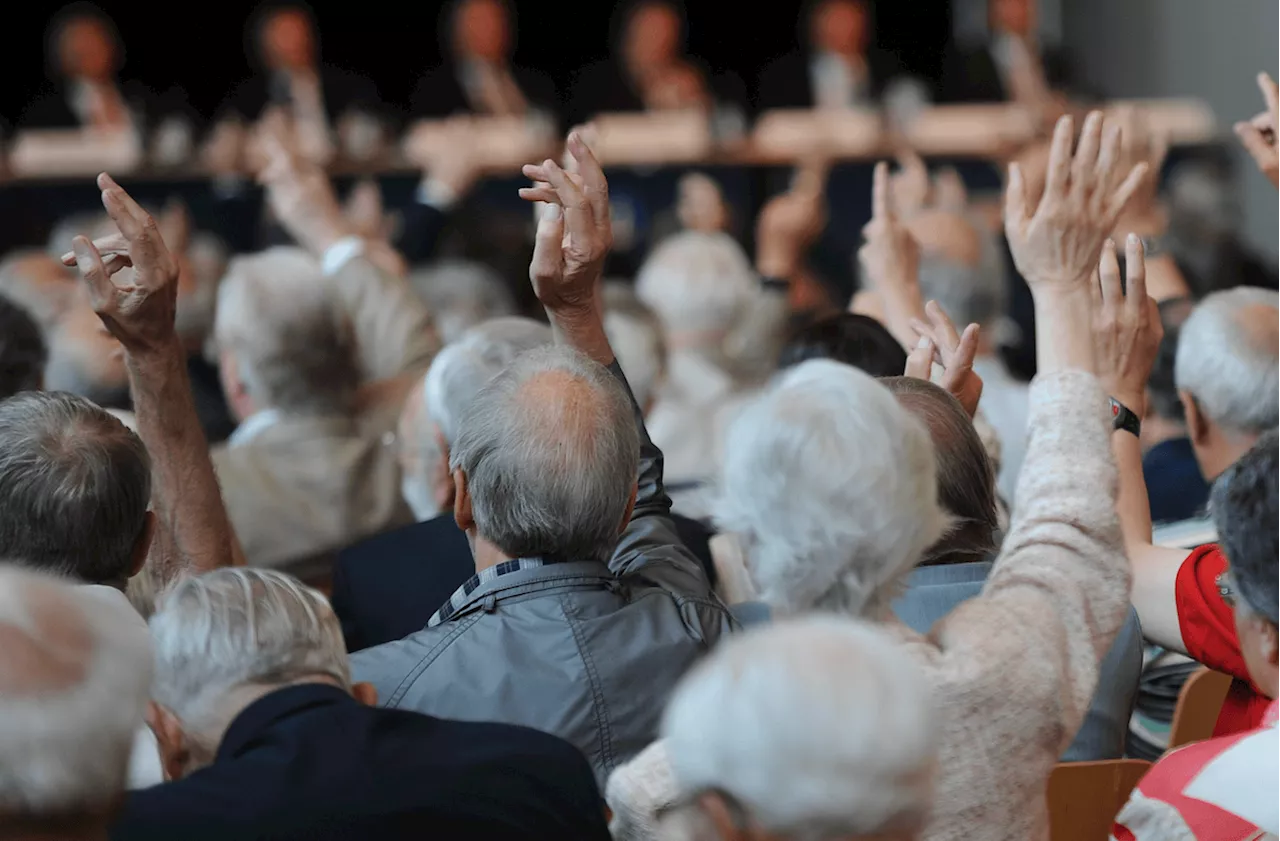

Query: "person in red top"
<box><xmin>1113</xmin><ymin>430</ymin><xmax>1278</xmax><ymax>841</ymax></box>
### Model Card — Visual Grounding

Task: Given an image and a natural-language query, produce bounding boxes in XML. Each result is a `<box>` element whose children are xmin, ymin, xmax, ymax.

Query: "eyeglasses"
<box><xmin>1216</xmin><ymin>569</ymin><xmax>1237</xmax><ymax>609</ymax></box>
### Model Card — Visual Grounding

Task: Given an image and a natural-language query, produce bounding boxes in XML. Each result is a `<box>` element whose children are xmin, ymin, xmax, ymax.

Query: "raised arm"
<box><xmin>66</xmin><ymin>174</ymin><xmax>241</xmax><ymax>582</ymax></box>
<box><xmin>1235</xmin><ymin>71</ymin><xmax>1279</xmax><ymax>189</ymax></box>
<box><xmin>857</xmin><ymin>161</ymin><xmax>925</xmax><ymax>349</ymax></box>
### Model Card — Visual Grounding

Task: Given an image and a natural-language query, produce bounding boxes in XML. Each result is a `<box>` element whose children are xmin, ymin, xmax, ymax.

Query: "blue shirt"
<box><xmin>1143</xmin><ymin>437</ymin><xmax>1210</xmax><ymax>525</ymax></box>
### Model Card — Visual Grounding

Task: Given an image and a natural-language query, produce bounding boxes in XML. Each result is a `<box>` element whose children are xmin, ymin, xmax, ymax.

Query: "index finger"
<box><xmin>1123</xmin><ymin>232</ymin><xmax>1147</xmax><ymax>314</ymax></box>
<box><xmin>98</xmin><ymin>174</ymin><xmax>147</xmax><ymax>237</ymax></box>
<box><xmin>1039</xmin><ymin>114</ymin><xmax>1075</xmax><ymax>211</ymax></box>
<box><xmin>61</xmin><ymin>232</ymin><xmax>130</xmax><ymax>266</ymax></box>
<box><xmin>872</xmin><ymin>161</ymin><xmax>891</xmax><ymax>221</ymax></box>
<box><xmin>567</xmin><ymin>131</ymin><xmax>609</xmax><ymax>226</ymax></box>
<box><xmin>1259</xmin><ymin>72</ymin><xmax>1279</xmax><ymax>122</ymax></box>
<box><xmin>925</xmin><ymin>299</ymin><xmax>962</xmax><ymax>351</ymax></box>
<box><xmin>539</xmin><ymin>159</ymin><xmax>593</xmax><ymax>234</ymax></box>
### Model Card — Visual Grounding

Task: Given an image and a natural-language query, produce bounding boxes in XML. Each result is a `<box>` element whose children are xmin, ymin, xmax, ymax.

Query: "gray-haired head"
<box><xmin>0</xmin><ymin>564</ymin><xmax>152</xmax><ymax>825</ymax></box>
<box><xmin>450</xmin><ymin>345</ymin><xmax>640</xmax><ymax>561</ymax></box>
<box><xmin>635</xmin><ymin>231</ymin><xmax>758</xmax><ymax>341</ymax></box>
<box><xmin>1210</xmin><ymin>429</ymin><xmax>1278</xmax><ymax>627</ymax></box>
<box><xmin>0</xmin><ymin>391</ymin><xmax>151</xmax><ymax>586</ymax></box>
<box><xmin>602</xmin><ymin>281</ymin><xmax>666</xmax><ymax>412</ymax></box>
<box><xmin>715</xmin><ymin>360</ymin><xmax>946</xmax><ymax>617</ymax></box>
<box><xmin>660</xmin><ymin>615</ymin><xmax>937</xmax><ymax>840</ymax></box>
<box><xmin>915</xmin><ymin>227</ymin><xmax>1008</xmax><ymax>334</ymax></box>
<box><xmin>1175</xmin><ymin>287</ymin><xmax>1279</xmax><ymax>437</ymax></box>
<box><xmin>149</xmin><ymin>568</ymin><xmax>348</xmax><ymax>765</ymax></box>
<box><xmin>409</xmin><ymin>260</ymin><xmax>517</xmax><ymax>346</ymax></box>
<box><xmin>214</xmin><ymin>247</ymin><xmax>358</xmax><ymax>419</ymax></box>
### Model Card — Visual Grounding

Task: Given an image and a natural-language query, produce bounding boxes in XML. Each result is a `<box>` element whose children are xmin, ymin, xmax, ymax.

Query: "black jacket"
<box><xmin>753</xmin><ymin>49</ymin><xmax>906</xmax><ymax>113</ymax></box>
<box><xmin>408</xmin><ymin>62</ymin><xmax>559</xmax><ymax>122</ymax></box>
<box><xmin>223</xmin><ymin>65</ymin><xmax>383</xmax><ymax>124</ymax></box>
<box><xmin>938</xmin><ymin>40</ymin><xmax>1070</xmax><ymax>103</ymax></box>
<box><xmin>110</xmin><ymin>684</ymin><xmax>610</xmax><ymax>841</ymax></box>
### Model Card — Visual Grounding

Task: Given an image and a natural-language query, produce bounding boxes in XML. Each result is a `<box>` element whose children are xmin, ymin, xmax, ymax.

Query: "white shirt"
<box><xmin>69</xmin><ymin>79</ymin><xmax>134</xmax><ymax>133</ymax></box>
<box><xmin>972</xmin><ymin>354</ymin><xmax>1031</xmax><ymax>509</ymax></box>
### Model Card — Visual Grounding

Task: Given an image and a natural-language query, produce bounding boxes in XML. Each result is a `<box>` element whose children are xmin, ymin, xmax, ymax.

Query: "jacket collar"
<box><xmin>216</xmin><ymin>684</ymin><xmax>353</xmax><ymax>761</ymax></box>
<box><xmin>444</xmin><ymin>559</ymin><xmax>616</xmax><ymax>620</ymax></box>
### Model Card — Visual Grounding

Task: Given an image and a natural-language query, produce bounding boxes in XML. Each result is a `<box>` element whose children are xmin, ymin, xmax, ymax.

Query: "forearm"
<box><xmin>128</xmin><ymin>340</ymin><xmax>240</xmax><ymax>581</ymax></box>
<box><xmin>1033</xmin><ymin>288</ymin><xmax>1095</xmax><ymax>375</ymax></box>
<box><xmin>547</xmin><ymin>300</ymin><xmax>616</xmax><ymax>368</ymax></box>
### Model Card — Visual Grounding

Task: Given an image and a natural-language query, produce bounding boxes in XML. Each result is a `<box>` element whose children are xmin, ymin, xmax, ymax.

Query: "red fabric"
<box><xmin>1174</xmin><ymin>544</ymin><xmax>1271</xmax><ymax>736</ymax></box>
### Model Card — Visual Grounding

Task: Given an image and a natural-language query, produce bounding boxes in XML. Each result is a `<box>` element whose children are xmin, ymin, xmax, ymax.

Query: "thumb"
<box><xmin>529</xmin><ymin>203</ymin><xmax>565</xmax><ymax>285</ymax></box>
<box><xmin>73</xmin><ymin>236</ymin><xmax>112</xmax><ymax>307</ymax></box>
<box><xmin>904</xmin><ymin>336</ymin><xmax>935</xmax><ymax>380</ymax></box>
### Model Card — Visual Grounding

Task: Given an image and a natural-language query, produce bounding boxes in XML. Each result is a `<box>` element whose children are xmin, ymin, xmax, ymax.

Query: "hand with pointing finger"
<box><xmin>1235</xmin><ymin>72</ymin><xmax>1279</xmax><ymax>189</ymax></box>
<box><xmin>858</xmin><ymin>160</ymin><xmax>923</xmax><ymax>347</ymax></box>
<box><xmin>906</xmin><ymin>300</ymin><xmax>984</xmax><ymax>418</ymax></box>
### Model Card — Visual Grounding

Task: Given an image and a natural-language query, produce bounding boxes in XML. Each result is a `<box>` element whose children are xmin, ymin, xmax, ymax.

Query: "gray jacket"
<box><xmin>350</xmin><ymin>363</ymin><xmax>736</xmax><ymax>786</ymax></box>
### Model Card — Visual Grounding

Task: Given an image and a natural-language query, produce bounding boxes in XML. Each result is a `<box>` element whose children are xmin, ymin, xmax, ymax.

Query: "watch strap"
<box><xmin>1109</xmin><ymin>397</ymin><xmax>1142</xmax><ymax>438</ymax></box>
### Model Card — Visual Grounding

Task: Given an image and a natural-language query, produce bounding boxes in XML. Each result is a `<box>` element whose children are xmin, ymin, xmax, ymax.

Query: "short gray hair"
<box><xmin>0</xmin><ymin>565</ymin><xmax>152</xmax><ymax>819</ymax></box>
<box><xmin>636</xmin><ymin>231</ymin><xmax>758</xmax><ymax>336</ymax></box>
<box><xmin>214</xmin><ymin>247</ymin><xmax>358</xmax><ymax>415</ymax></box>
<box><xmin>715</xmin><ymin>360</ymin><xmax>946</xmax><ymax>616</ymax></box>
<box><xmin>0</xmin><ymin>391</ymin><xmax>151</xmax><ymax>585</ymax></box>
<box><xmin>1175</xmin><ymin>287</ymin><xmax>1279</xmax><ymax>435</ymax></box>
<box><xmin>662</xmin><ymin>615</ymin><xmax>937</xmax><ymax>840</ymax></box>
<box><xmin>149</xmin><ymin>569</ymin><xmax>348</xmax><ymax>744</ymax></box>
<box><xmin>602</xmin><ymin>282</ymin><xmax>666</xmax><ymax>411</ymax></box>
<box><xmin>409</xmin><ymin>260</ymin><xmax>517</xmax><ymax>345</ymax></box>
<box><xmin>450</xmin><ymin>345</ymin><xmax>640</xmax><ymax>561</ymax></box>
<box><xmin>915</xmin><ymin>230</ymin><xmax>1007</xmax><ymax>331</ymax></box>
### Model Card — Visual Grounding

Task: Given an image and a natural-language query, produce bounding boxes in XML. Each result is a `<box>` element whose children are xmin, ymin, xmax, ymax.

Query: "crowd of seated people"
<box><xmin>0</xmin><ymin>3</ymin><xmax>1277</xmax><ymax>837</ymax></box>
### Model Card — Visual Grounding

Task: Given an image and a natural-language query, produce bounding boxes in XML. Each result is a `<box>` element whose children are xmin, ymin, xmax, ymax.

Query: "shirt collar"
<box><xmin>217</xmin><ymin>684</ymin><xmax>353</xmax><ymax>761</ymax></box>
<box><xmin>228</xmin><ymin>409</ymin><xmax>284</xmax><ymax>447</ymax></box>
<box><xmin>428</xmin><ymin>557</ymin><xmax>547</xmax><ymax>627</ymax></box>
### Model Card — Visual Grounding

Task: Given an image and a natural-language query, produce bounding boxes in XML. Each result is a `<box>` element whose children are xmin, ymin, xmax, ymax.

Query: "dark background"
<box><xmin>2</xmin><ymin>0</ymin><xmax>953</xmax><ymax>125</ymax></box>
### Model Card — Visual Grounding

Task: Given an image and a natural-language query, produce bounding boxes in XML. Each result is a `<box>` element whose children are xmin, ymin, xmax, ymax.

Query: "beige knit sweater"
<box><xmin>606</xmin><ymin>371</ymin><xmax>1131</xmax><ymax>841</ymax></box>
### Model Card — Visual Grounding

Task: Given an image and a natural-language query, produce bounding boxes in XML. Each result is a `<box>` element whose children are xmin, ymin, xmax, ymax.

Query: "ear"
<box><xmin>453</xmin><ymin>469</ymin><xmax>475</xmax><ymax>533</ymax></box>
<box><xmin>145</xmin><ymin>701</ymin><xmax>191</xmax><ymax>782</ymax></box>
<box><xmin>129</xmin><ymin>511</ymin><xmax>158</xmax><ymax>579</ymax></box>
<box><xmin>431</xmin><ymin>426</ymin><xmax>455</xmax><ymax>511</ymax></box>
<box><xmin>617</xmin><ymin>483</ymin><xmax>639</xmax><ymax>536</ymax></box>
<box><xmin>1180</xmin><ymin>390</ymin><xmax>1208</xmax><ymax>443</ymax></box>
<box><xmin>698</xmin><ymin>792</ymin><xmax>748</xmax><ymax>841</ymax></box>
<box><xmin>1259</xmin><ymin>619</ymin><xmax>1279</xmax><ymax>668</ymax></box>
<box><xmin>351</xmin><ymin>682</ymin><xmax>378</xmax><ymax>707</ymax></box>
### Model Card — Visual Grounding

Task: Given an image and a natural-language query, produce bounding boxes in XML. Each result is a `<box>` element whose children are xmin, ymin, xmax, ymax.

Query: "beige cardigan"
<box><xmin>606</xmin><ymin>371</ymin><xmax>1131</xmax><ymax>841</ymax></box>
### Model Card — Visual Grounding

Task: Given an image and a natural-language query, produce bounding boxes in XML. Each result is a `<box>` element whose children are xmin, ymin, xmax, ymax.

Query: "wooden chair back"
<box><xmin>1046</xmin><ymin>759</ymin><xmax>1151</xmax><ymax>841</ymax></box>
<box><xmin>1168</xmin><ymin>667</ymin><xmax>1233</xmax><ymax>750</ymax></box>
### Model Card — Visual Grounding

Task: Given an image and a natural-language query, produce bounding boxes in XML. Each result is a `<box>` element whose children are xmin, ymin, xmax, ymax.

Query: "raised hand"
<box><xmin>1092</xmin><ymin>234</ymin><xmax>1162</xmax><ymax>415</ymax></box>
<box><xmin>519</xmin><ymin>131</ymin><xmax>613</xmax><ymax>314</ymax></box>
<box><xmin>257</xmin><ymin>115</ymin><xmax>350</xmax><ymax>255</ymax></box>
<box><xmin>1234</xmin><ymin>72</ymin><xmax>1279</xmax><ymax>189</ymax></box>
<box><xmin>62</xmin><ymin>173</ymin><xmax>180</xmax><ymax>355</ymax></box>
<box><xmin>755</xmin><ymin>158</ymin><xmax>828</xmax><ymax>278</ymax></box>
<box><xmin>906</xmin><ymin>300</ymin><xmax>984</xmax><ymax>418</ymax></box>
<box><xmin>1005</xmin><ymin>112</ymin><xmax>1148</xmax><ymax>292</ymax></box>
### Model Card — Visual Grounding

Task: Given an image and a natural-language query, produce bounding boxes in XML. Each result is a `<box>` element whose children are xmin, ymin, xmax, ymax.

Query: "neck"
<box><xmin>469</xmin><ymin>533</ymin><xmax>513</xmax><ymax>573</ymax></box>
<box><xmin>1199</xmin><ymin>427</ymin><xmax>1260</xmax><ymax>482</ymax></box>
<box><xmin>1139</xmin><ymin>413</ymin><xmax>1187</xmax><ymax>453</ymax></box>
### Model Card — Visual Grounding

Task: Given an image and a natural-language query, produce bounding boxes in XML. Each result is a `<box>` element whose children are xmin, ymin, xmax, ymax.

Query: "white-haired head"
<box><xmin>0</xmin><ymin>565</ymin><xmax>152</xmax><ymax>824</ymax></box>
<box><xmin>715</xmin><ymin>359</ymin><xmax>946</xmax><ymax>617</ymax></box>
<box><xmin>409</xmin><ymin>260</ymin><xmax>517</xmax><ymax>345</ymax></box>
<box><xmin>635</xmin><ymin>231</ymin><xmax>758</xmax><ymax>344</ymax></box>
<box><xmin>915</xmin><ymin>228</ymin><xmax>1008</xmax><ymax>336</ymax></box>
<box><xmin>602</xmin><ymin>281</ymin><xmax>666</xmax><ymax>412</ymax></box>
<box><xmin>661</xmin><ymin>615</ymin><xmax>937</xmax><ymax>840</ymax></box>
<box><xmin>400</xmin><ymin>316</ymin><xmax>552</xmax><ymax>520</ymax></box>
<box><xmin>214</xmin><ymin>247</ymin><xmax>358</xmax><ymax>422</ymax></box>
<box><xmin>148</xmin><ymin>569</ymin><xmax>348</xmax><ymax>774</ymax></box>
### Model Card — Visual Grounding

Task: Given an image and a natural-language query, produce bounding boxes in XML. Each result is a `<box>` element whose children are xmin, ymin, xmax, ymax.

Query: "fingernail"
<box><xmin>917</xmin><ymin>336</ymin><xmax>931</xmax><ymax>349</ymax></box>
<box><xmin>1105</xmin><ymin>238</ymin><xmax>1115</xmax><ymax>250</ymax></box>
<box><xmin>568</xmin><ymin>131</ymin><xmax>580</xmax><ymax>146</ymax></box>
<box><xmin>1128</xmin><ymin>232</ymin><xmax>1140</xmax><ymax>245</ymax></box>
<box><xmin>542</xmin><ymin>203</ymin><xmax>562</xmax><ymax>221</ymax></box>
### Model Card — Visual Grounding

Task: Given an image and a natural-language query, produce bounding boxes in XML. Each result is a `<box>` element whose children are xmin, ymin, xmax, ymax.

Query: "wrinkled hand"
<box><xmin>61</xmin><ymin>173</ymin><xmax>179</xmax><ymax>355</ymax></box>
<box><xmin>906</xmin><ymin>300</ymin><xmax>984</xmax><ymax>418</ymax></box>
<box><xmin>1005</xmin><ymin>112</ymin><xmax>1148</xmax><ymax>293</ymax></box>
<box><xmin>755</xmin><ymin>158</ymin><xmax>828</xmax><ymax>278</ymax></box>
<box><xmin>257</xmin><ymin>114</ymin><xmax>351</xmax><ymax>254</ymax></box>
<box><xmin>858</xmin><ymin>161</ymin><xmax>920</xmax><ymax>298</ymax></box>
<box><xmin>1235</xmin><ymin>72</ymin><xmax>1279</xmax><ymax>189</ymax></box>
<box><xmin>519</xmin><ymin>131</ymin><xmax>613</xmax><ymax>313</ymax></box>
<box><xmin>1093</xmin><ymin>234</ymin><xmax>1162</xmax><ymax>415</ymax></box>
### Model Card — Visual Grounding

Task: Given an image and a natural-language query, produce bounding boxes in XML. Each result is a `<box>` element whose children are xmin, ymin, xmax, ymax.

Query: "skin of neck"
<box><xmin>1195</xmin><ymin>425</ymin><xmax>1260</xmax><ymax>482</ymax></box>
<box><xmin>468</xmin><ymin>531</ymin><xmax>513</xmax><ymax>573</ymax></box>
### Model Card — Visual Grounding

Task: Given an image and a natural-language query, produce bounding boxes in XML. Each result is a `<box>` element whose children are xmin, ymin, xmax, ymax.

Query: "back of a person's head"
<box><xmin>0</xmin><ymin>391</ymin><xmax>150</xmax><ymax>585</ymax></box>
<box><xmin>602</xmin><ymin>281</ymin><xmax>666</xmax><ymax>410</ymax></box>
<box><xmin>215</xmin><ymin>247</ymin><xmax>359</xmax><ymax>416</ymax></box>
<box><xmin>409</xmin><ymin>259</ymin><xmax>517</xmax><ymax>345</ymax></box>
<box><xmin>883</xmin><ymin>377</ymin><xmax>997</xmax><ymax>566</ymax></box>
<box><xmin>1147</xmin><ymin>297</ymin><xmax>1195</xmax><ymax>424</ymax></box>
<box><xmin>0</xmin><ymin>564</ymin><xmax>152</xmax><ymax>828</ymax></box>
<box><xmin>635</xmin><ymin>231</ymin><xmax>757</xmax><ymax>339</ymax></box>
<box><xmin>0</xmin><ymin>295</ymin><xmax>46</xmax><ymax>398</ymax></box>
<box><xmin>1175</xmin><ymin>287</ymin><xmax>1279</xmax><ymax>435</ymax></box>
<box><xmin>716</xmin><ymin>360</ymin><xmax>945</xmax><ymax>616</ymax></box>
<box><xmin>662</xmin><ymin>615</ymin><xmax>936</xmax><ymax>840</ymax></box>
<box><xmin>149</xmin><ymin>568</ymin><xmax>348</xmax><ymax>760</ymax></box>
<box><xmin>778</xmin><ymin>312</ymin><xmax>908</xmax><ymax>378</ymax></box>
<box><xmin>450</xmin><ymin>345</ymin><xmax>640</xmax><ymax>561</ymax></box>
<box><xmin>1210</xmin><ymin>429</ymin><xmax>1278</xmax><ymax>628</ymax></box>
<box><xmin>914</xmin><ymin>228</ymin><xmax>1007</xmax><ymax>334</ymax></box>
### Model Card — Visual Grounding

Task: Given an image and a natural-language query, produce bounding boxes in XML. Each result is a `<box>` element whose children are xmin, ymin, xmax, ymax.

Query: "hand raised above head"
<box><xmin>1235</xmin><ymin>72</ymin><xmax>1279</xmax><ymax>189</ymax></box>
<box><xmin>1092</xmin><ymin>234</ymin><xmax>1162</xmax><ymax>415</ymax></box>
<box><xmin>906</xmin><ymin>300</ymin><xmax>984</xmax><ymax>419</ymax></box>
<box><xmin>858</xmin><ymin>160</ymin><xmax>920</xmax><ymax>296</ymax></box>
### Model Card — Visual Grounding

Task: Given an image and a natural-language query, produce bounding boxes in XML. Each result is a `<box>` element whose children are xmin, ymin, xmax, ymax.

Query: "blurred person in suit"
<box><xmin>21</xmin><ymin>6</ymin><xmax>140</xmax><ymax>132</ymax></box>
<box><xmin>939</xmin><ymin>0</ymin><xmax>1069</xmax><ymax>105</ymax></box>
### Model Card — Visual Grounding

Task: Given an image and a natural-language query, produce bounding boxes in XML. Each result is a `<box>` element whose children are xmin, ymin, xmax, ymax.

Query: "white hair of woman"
<box><xmin>409</xmin><ymin>260</ymin><xmax>517</xmax><ymax>345</ymax></box>
<box><xmin>635</xmin><ymin>231</ymin><xmax>758</xmax><ymax>341</ymax></box>
<box><xmin>0</xmin><ymin>565</ymin><xmax>153</xmax><ymax>821</ymax></box>
<box><xmin>602</xmin><ymin>281</ymin><xmax>666</xmax><ymax>412</ymax></box>
<box><xmin>715</xmin><ymin>359</ymin><xmax>947</xmax><ymax>616</ymax></box>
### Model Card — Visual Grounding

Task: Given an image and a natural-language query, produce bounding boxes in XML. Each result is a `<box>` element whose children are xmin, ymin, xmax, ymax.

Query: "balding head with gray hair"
<box><xmin>450</xmin><ymin>345</ymin><xmax>640</xmax><ymax>562</ymax></box>
<box><xmin>214</xmin><ymin>247</ymin><xmax>358</xmax><ymax>420</ymax></box>
<box><xmin>715</xmin><ymin>360</ymin><xmax>946</xmax><ymax>617</ymax></box>
<box><xmin>148</xmin><ymin>568</ymin><xmax>351</xmax><ymax>774</ymax></box>
<box><xmin>0</xmin><ymin>565</ymin><xmax>152</xmax><ymax>829</ymax></box>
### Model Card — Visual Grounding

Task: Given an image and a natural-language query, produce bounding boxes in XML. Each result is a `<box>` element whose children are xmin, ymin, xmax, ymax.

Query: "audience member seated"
<box><xmin>0</xmin><ymin>565</ymin><xmax>153</xmax><ymax>840</ymax></box>
<box><xmin>609</xmin><ymin>616</ymin><xmax>938</xmax><ymax>841</ymax></box>
<box><xmin>778</xmin><ymin>311</ymin><xmax>909</xmax><ymax>376</ymax></box>
<box><xmin>352</xmin><ymin>137</ymin><xmax>734</xmax><ymax>786</ymax></box>
<box><xmin>609</xmin><ymin>111</ymin><xmax>1149</xmax><ymax>841</ymax></box>
<box><xmin>1114</xmin><ymin>431</ymin><xmax>1279</xmax><ymax>841</ymax></box>
<box><xmin>111</xmin><ymin>568</ymin><xmax>609</xmax><ymax>841</ymax></box>
<box><xmin>755</xmin><ymin>0</ymin><xmax>908</xmax><ymax>112</ymax></box>
<box><xmin>407</xmin><ymin>259</ymin><xmax>517</xmax><ymax>345</ymax></box>
<box><xmin>939</xmin><ymin>0</ymin><xmax>1069</xmax><ymax>106</ymax></box>
<box><xmin>0</xmin><ymin>295</ymin><xmax>45</xmax><ymax>398</ymax></box>
<box><xmin>1141</xmin><ymin>297</ymin><xmax>1210</xmax><ymax>524</ymax></box>
<box><xmin>410</xmin><ymin>0</ymin><xmax>558</xmax><ymax>121</ymax></box>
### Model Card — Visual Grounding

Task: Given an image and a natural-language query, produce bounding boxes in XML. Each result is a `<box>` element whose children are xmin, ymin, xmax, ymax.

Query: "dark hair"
<box><xmin>0</xmin><ymin>391</ymin><xmax>151</xmax><ymax>585</ymax></box>
<box><xmin>1210</xmin><ymin>429</ymin><xmax>1278</xmax><ymax>625</ymax></box>
<box><xmin>0</xmin><ymin>296</ymin><xmax>46</xmax><ymax>399</ymax></box>
<box><xmin>779</xmin><ymin>313</ymin><xmax>909</xmax><ymax>378</ymax></box>
<box><xmin>1147</xmin><ymin>297</ymin><xmax>1195</xmax><ymax>422</ymax></box>
<box><xmin>882</xmin><ymin>376</ymin><xmax>999</xmax><ymax>566</ymax></box>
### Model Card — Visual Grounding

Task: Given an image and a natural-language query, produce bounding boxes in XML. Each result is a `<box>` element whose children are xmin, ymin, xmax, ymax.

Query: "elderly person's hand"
<box><xmin>1093</xmin><ymin>235</ymin><xmax>1162</xmax><ymax>417</ymax></box>
<box><xmin>1109</xmin><ymin>107</ymin><xmax>1169</xmax><ymax>237</ymax></box>
<box><xmin>256</xmin><ymin>114</ymin><xmax>352</xmax><ymax>256</ymax></box>
<box><xmin>1235</xmin><ymin>72</ymin><xmax>1279</xmax><ymax>189</ymax></box>
<box><xmin>62</xmin><ymin>174</ymin><xmax>179</xmax><ymax>356</ymax></box>
<box><xmin>755</xmin><ymin>158</ymin><xmax>828</xmax><ymax>279</ymax></box>
<box><xmin>857</xmin><ymin>161</ymin><xmax>924</xmax><ymax>347</ymax></box>
<box><xmin>906</xmin><ymin>300</ymin><xmax>984</xmax><ymax>418</ymax></box>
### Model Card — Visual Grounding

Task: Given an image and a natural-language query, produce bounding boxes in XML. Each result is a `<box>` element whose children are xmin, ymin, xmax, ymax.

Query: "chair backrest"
<box><xmin>1168</xmin><ymin>667</ymin><xmax>1233</xmax><ymax>749</ymax></box>
<box><xmin>1046</xmin><ymin>759</ymin><xmax>1152</xmax><ymax>841</ymax></box>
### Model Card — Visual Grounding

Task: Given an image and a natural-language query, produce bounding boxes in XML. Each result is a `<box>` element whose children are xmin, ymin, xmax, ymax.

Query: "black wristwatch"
<box><xmin>1109</xmin><ymin>397</ymin><xmax>1142</xmax><ymax>438</ymax></box>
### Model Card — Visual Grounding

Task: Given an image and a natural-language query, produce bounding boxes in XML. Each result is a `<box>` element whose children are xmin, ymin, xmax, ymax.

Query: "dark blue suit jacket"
<box><xmin>110</xmin><ymin>684</ymin><xmax>609</xmax><ymax>841</ymax></box>
<box><xmin>331</xmin><ymin>512</ymin><xmax>717</xmax><ymax>652</ymax></box>
<box><xmin>1142</xmin><ymin>437</ymin><xmax>1210</xmax><ymax>525</ymax></box>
